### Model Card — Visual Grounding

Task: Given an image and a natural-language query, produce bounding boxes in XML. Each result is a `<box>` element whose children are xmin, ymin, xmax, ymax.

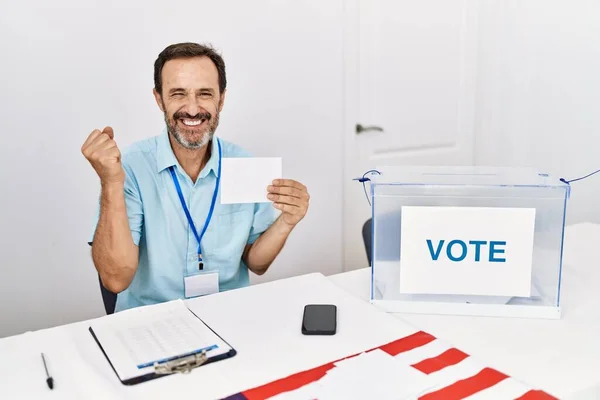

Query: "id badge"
<box><xmin>184</xmin><ymin>271</ymin><xmax>219</xmax><ymax>298</ymax></box>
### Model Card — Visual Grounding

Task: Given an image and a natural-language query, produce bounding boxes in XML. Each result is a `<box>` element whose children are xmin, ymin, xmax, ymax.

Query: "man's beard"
<box><xmin>165</xmin><ymin>109</ymin><xmax>220</xmax><ymax>150</ymax></box>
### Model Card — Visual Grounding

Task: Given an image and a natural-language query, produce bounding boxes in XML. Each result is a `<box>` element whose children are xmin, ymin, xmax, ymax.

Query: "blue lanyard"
<box><xmin>169</xmin><ymin>138</ymin><xmax>222</xmax><ymax>270</ymax></box>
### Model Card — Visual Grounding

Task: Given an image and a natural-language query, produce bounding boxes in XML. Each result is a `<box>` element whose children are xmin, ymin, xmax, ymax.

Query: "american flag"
<box><xmin>223</xmin><ymin>331</ymin><xmax>556</xmax><ymax>400</ymax></box>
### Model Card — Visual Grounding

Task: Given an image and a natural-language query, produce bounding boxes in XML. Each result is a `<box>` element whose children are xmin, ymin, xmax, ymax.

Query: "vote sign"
<box><xmin>399</xmin><ymin>206</ymin><xmax>536</xmax><ymax>297</ymax></box>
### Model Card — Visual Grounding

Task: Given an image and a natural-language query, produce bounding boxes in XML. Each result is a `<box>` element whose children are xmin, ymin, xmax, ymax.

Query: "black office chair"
<box><xmin>98</xmin><ymin>275</ymin><xmax>117</xmax><ymax>315</ymax></box>
<box><xmin>362</xmin><ymin>218</ymin><xmax>373</xmax><ymax>266</ymax></box>
<box><xmin>362</xmin><ymin>213</ymin><xmax>403</xmax><ymax>266</ymax></box>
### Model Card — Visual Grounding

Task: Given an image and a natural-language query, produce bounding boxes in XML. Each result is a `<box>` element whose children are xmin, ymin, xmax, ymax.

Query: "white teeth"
<box><xmin>182</xmin><ymin>119</ymin><xmax>202</xmax><ymax>126</ymax></box>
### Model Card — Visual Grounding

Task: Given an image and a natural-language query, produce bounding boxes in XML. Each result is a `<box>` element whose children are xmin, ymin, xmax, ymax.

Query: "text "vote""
<box><xmin>426</xmin><ymin>239</ymin><xmax>506</xmax><ymax>262</ymax></box>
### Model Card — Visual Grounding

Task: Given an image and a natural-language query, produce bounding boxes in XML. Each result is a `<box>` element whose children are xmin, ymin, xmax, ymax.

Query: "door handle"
<box><xmin>355</xmin><ymin>124</ymin><xmax>384</xmax><ymax>134</ymax></box>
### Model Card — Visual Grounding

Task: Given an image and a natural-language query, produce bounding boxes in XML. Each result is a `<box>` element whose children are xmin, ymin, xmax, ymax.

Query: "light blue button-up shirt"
<box><xmin>89</xmin><ymin>130</ymin><xmax>277</xmax><ymax>312</ymax></box>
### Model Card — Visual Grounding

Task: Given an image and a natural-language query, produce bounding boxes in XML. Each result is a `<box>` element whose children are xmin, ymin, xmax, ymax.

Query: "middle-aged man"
<box><xmin>82</xmin><ymin>42</ymin><xmax>310</xmax><ymax>312</ymax></box>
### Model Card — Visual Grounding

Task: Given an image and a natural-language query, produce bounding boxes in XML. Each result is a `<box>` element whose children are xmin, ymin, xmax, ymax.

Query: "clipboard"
<box><xmin>88</xmin><ymin>300</ymin><xmax>237</xmax><ymax>385</ymax></box>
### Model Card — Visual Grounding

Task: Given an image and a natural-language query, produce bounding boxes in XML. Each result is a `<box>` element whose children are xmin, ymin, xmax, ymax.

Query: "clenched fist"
<box><xmin>81</xmin><ymin>126</ymin><xmax>125</xmax><ymax>184</ymax></box>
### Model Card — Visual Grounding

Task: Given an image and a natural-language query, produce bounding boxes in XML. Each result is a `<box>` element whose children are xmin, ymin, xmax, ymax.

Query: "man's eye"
<box><xmin>171</xmin><ymin>93</ymin><xmax>184</xmax><ymax>98</ymax></box>
<box><xmin>200</xmin><ymin>93</ymin><xmax>212</xmax><ymax>98</ymax></box>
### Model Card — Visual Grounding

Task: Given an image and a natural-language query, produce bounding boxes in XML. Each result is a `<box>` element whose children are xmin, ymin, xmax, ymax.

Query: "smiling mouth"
<box><xmin>180</xmin><ymin>118</ymin><xmax>207</xmax><ymax>127</ymax></box>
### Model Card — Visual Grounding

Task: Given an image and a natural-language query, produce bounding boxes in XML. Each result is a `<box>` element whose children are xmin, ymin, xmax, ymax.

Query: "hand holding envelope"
<box><xmin>221</xmin><ymin>157</ymin><xmax>309</xmax><ymax>227</ymax></box>
<box><xmin>267</xmin><ymin>179</ymin><xmax>309</xmax><ymax>227</ymax></box>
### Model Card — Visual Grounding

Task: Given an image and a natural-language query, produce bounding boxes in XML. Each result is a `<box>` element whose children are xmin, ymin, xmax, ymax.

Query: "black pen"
<box><xmin>41</xmin><ymin>353</ymin><xmax>54</xmax><ymax>389</ymax></box>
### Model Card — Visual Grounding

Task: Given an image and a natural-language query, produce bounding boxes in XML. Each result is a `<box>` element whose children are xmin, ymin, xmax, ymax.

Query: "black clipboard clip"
<box><xmin>154</xmin><ymin>350</ymin><xmax>208</xmax><ymax>375</ymax></box>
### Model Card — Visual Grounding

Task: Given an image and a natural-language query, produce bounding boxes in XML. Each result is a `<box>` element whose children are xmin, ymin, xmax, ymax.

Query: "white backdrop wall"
<box><xmin>0</xmin><ymin>0</ymin><xmax>345</xmax><ymax>338</ymax></box>
<box><xmin>474</xmin><ymin>1</ymin><xmax>600</xmax><ymax>224</ymax></box>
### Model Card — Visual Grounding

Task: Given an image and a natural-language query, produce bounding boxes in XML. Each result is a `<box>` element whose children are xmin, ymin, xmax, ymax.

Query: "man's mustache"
<box><xmin>173</xmin><ymin>111</ymin><xmax>212</xmax><ymax>120</ymax></box>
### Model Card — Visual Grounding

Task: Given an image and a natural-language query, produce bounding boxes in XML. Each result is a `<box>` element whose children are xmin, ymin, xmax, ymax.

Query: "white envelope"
<box><xmin>220</xmin><ymin>157</ymin><xmax>282</xmax><ymax>204</ymax></box>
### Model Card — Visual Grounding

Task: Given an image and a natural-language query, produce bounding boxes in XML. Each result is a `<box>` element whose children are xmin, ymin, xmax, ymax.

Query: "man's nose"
<box><xmin>183</xmin><ymin>95</ymin><xmax>201</xmax><ymax>116</ymax></box>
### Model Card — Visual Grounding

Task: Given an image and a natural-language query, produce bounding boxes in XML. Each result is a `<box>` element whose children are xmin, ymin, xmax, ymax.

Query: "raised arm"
<box><xmin>82</xmin><ymin>126</ymin><xmax>139</xmax><ymax>293</ymax></box>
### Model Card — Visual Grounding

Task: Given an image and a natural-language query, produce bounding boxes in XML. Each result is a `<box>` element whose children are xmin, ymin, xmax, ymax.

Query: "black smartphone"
<box><xmin>301</xmin><ymin>304</ymin><xmax>337</xmax><ymax>335</ymax></box>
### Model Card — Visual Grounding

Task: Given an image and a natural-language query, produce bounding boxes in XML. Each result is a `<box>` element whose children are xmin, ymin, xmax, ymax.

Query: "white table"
<box><xmin>0</xmin><ymin>272</ymin><xmax>421</xmax><ymax>400</ymax></box>
<box><xmin>329</xmin><ymin>222</ymin><xmax>600</xmax><ymax>399</ymax></box>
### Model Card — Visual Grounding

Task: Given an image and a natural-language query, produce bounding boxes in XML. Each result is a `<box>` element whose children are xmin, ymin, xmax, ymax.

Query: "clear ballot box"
<box><xmin>367</xmin><ymin>166</ymin><xmax>570</xmax><ymax>319</ymax></box>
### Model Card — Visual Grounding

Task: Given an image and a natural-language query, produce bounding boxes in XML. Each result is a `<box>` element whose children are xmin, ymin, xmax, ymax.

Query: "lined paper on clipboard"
<box><xmin>89</xmin><ymin>299</ymin><xmax>235</xmax><ymax>384</ymax></box>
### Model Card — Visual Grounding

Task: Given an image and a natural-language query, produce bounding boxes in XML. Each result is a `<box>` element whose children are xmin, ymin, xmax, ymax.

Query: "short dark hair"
<box><xmin>153</xmin><ymin>42</ymin><xmax>227</xmax><ymax>95</ymax></box>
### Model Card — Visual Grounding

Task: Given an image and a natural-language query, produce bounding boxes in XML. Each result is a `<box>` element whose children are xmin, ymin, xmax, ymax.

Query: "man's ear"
<box><xmin>153</xmin><ymin>88</ymin><xmax>165</xmax><ymax>112</ymax></box>
<box><xmin>218</xmin><ymin>89</ymin><xmax>227</xmax><ymax>112</ymax></box>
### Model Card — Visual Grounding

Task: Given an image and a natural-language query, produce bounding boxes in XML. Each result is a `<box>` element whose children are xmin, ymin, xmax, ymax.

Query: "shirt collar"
<box><xmin>156</xmin><ymin>130</ymin><xmax>220</xmax><ymax>178</ymax></box>
<box><xmin>200</xmin><ymin>136</ymin><xmax>220</xmax><ymax>179</ymax></box>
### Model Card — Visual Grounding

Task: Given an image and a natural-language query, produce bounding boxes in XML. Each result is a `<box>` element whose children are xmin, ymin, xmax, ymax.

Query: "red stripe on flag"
<box><xmin>412</xmin><ymin>348</ymin><xmax>469</xmax><ymax>374</ymax></box>
<box><xmin>419</xmin><ymin>367</ymin><xmax>508</xmax><ymax>400</ymax></box>
<box><xmin>516</xmin><ymin>390</ymin><xmax>558</xmax><ymax>400</ymax></box>
<box><xmin>241</xmin><ymin>362</ymin><xmax>335</xmax><ymax>400</ymax></box>
<box><xmin>378</xmin><ymin>331</ymin><xmax>436</xmax><ymax>356</ymax></box>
